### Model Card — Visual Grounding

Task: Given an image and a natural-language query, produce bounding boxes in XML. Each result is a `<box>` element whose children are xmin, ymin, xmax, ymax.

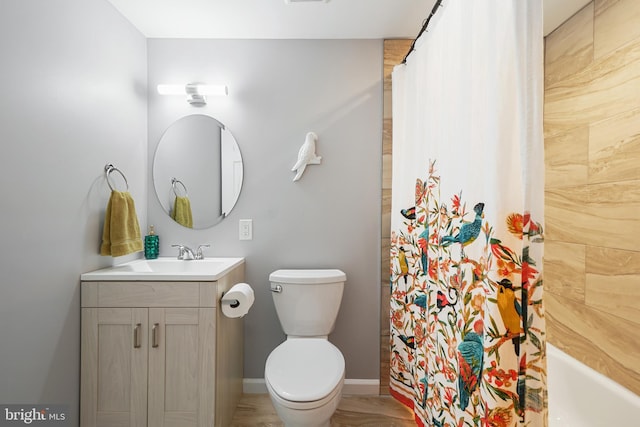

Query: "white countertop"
<box><xmin>81</xmin><ymin>257</ymin><xmax>245</xmax><ymax>281</ymax></box>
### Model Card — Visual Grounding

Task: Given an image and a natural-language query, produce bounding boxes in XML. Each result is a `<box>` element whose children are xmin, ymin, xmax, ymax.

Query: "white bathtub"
<box><xmin>547</xmin><ymin>343</ymin><xmax>640</xmax><ymax>426</ymax></box>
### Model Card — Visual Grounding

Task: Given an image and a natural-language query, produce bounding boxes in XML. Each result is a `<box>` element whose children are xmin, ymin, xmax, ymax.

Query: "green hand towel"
<box><xmin>171</xmin><ymin>196</ymin><xmax>193</xmax><ymax>229</ymax></box>
<box><xmin>100</xmin><ymin>190</ymin><xmax>143</xmax><ymax>257</ymax></box>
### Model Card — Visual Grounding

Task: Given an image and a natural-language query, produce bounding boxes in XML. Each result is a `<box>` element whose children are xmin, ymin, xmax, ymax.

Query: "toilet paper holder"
<box><xmin>221</xmin><ymin>296</ymin><xmax>240</xmax><ymax>308</ymax></box>
<box><xmin>219</xmin><ymin>283</ymin><xmax>254</xmax><ymax>318</ymax></box>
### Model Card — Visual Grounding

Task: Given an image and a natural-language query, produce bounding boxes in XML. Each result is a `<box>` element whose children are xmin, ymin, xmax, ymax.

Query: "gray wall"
<box><xmin>0</xmin><ymin>8</ymin><xmax>383</xmax><ymax>423</ymax></box>
<box><xmin>0</xmin><ymin>0</ymin><xmax>147</xmax><ymax>424</ymax></box>
<box><xmin>147</xmin><ymin>39</ymin><xmax>383</xmax><ymax>379</ymax></box>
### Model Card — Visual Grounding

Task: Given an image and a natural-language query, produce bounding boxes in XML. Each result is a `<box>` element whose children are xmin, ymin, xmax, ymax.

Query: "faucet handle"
<box><xmin>196</xmin><ymin>244</ymin><xmax>210</xmax><ymax>260</ymax></box>
<box><xmin>171</xmin><ymin>244</ymin><xmax>186</xmax><ymax>260</ymax></box>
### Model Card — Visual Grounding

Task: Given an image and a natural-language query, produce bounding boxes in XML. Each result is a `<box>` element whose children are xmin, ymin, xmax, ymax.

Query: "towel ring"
<box><xmin>105</xmin><ymin>164</ymin><xmax>129</xmax><ymax>192</ymax></box>
<box><xmin>171</xmin><ymin>178</ymin><xmax>188</xmax><ymax>197</ymax></box>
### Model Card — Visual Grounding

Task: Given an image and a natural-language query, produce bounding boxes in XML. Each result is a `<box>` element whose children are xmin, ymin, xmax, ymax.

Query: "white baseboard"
<box><xmin>243</xmin><ymin>378</ymin><xmax>269</xmax><ymax>394</ymax></box>
<box><xmin>243</xmin><ymin>378</ymin><xmax>380</xmax><ymax>396</ymax></box>
<box><xmin>342</xmin><ymin>379</ymin><xmax>381</xmax><ymax>395</ymax></box>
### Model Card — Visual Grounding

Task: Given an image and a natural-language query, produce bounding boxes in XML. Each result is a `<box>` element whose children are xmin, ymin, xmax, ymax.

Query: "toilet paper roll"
<box><xmin>221</xmin><ymin>283</ymin><xmax>255</xmax><ymax>318</ymax></box>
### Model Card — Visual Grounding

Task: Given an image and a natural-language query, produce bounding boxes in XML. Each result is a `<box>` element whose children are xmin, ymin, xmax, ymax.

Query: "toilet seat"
<box><xmin>266</xmin><ymin>376</ymin><xmax>343</xmax><ymax>411</ymax></box>
<box><xmin>265</xmin><ymin>338</ymin><xmax>345</xmax><ymax>408</ymax></box>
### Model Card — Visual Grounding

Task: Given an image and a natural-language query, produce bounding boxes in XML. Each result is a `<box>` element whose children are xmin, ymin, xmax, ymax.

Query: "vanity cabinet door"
<box><xmin>81</xmin><ymin>308</ymin><xmax>148</xmax><ymax>427</ymax></box>
<box><xmin>148</xmin><ymin>308</ymin><xmax>216</xmax><ymax>427</ymax></box>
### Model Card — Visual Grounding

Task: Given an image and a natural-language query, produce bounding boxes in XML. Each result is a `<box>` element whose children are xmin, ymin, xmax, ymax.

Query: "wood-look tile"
<box><xmin>586</xmin><ymin>180</ymin><xmax>640</xmax><ymax>251</ymax></box>
<box><xmin>383</xmin><ymin>40</ymin><xmax>412</xmax><ymax>92</ymax></box>
<box><xmin>382</xmin><ymin>40</ymin><xmax>407</xmax><ymax>393</ymax></box>
<box><xmin>381</xmin><ymin>39</ymin><xmax>411</xmax><ymax>402</ymax></box>
<box><xmin>380</xmin><ymin>276</ymin><xmax>391</xmax><ymax>394</ymax></box>
<box><xmin>586</xmin><ymin>245</ymin><xmax>640</xmax><ymax>275</ymax></box>
<box><xmin>545</xmin><ymin>38</ymin><xmax>640</xmax><ymax>138</ymax></box>
<box><xmin>585</xmin><ymin>246</ymin><xmax>640</xmax><ymax>326</ymax></box>
<box><xmin>381</xmin><ymin>191</ymin><xmax>392</xmax><ymax>236</ymax></box>
<box><xmin>380</xmin><ymin>282</ymin><xmax>390</xmax><ymax>334</ymax></box>
<box><xmin>383</xmin><ymin>90</ymin><xmax>393</xmax><ymax>119</ymax></box>
<box><xmin>544</xmin><ymin>125</ymin><xmax>589</xmax><ymax>188</ymax></box>
<box><xmin>382</xmin><ymin>154</ymin><xmax>393</xmax><ymax>191</ymax></box>
<box><xmin>544</xmin><ymin>0</ymin><xmax>640</xmax><ymax>402</ymax></box>
<box><xmin>545</xmin><ymin>3</ymin><xmax>594</xmax><ymax>88</ymax></box>
<box><xmin>544</xmin><ymin>186</ymin><xmax>591</xmax><ymax>244</ymax></box>
<box><xmin>544</xmin><ymin>241</ymin><xmax>586</xmax><ymax>302</ymax></box>
<box><xmin>381</xmin><ymin>243</ymin><xmax>391</xmax><ymax>274</ymax></box>
<box><xmin>334</xmin><ymin>396</ymin><xmax>414</xmax><ymax>425</ymax></box>
<box><xmin>379</xmin><ymin>332</ymin><xmax>391</xmax><ymax>395</ymax></box>
<box><xmin>383</xmin><ymin>118</ymin><xmax>393</xmax><ymax>154</ymax></box>
<box><xmin>545</xmin><ymin>181</ymin><xmax>640</xmax><ymax>251</ymax></box>
<box><xmin>229</xmin><ymin>394</ymin><xmax>284</xmax><ymax>427</ymax></box>
<box><xmin>589</xmin><ymin>107</ymin><xmax>640</xmax><ymax>184</ymax></box>
<box><xmin>545</xmin><ymin>292</ymin><xmax>640</xmax><ymax>395</ymax></box>
<box><xmin>229</xmin><ymin>394</ymin><xmax>415</xmax><ymax>427</ymax></box>
<box><xmin>380</xmin><ymin>237</ymin><xmax>391</xmax><ymax>395</ymax></box>
<box><xmin>587</xmin><ymin>36</ymin><xmax>640</xmax><ymax>108</ymax></box>
<box><xmin>594</xmin><ymin>0</ymin><xmax>640</xmax><ymax>59</ymax></box>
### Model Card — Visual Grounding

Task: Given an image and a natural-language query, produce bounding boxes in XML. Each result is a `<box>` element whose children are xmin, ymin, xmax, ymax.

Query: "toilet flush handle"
<box><xmin>270</xmin><ymin>284</ymin><xmax>282</xmax><ymax>293</ymax></box>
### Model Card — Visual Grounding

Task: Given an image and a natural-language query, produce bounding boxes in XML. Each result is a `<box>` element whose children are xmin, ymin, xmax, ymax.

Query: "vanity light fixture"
<box><xmin>157</xmin><ymin>83</ymin><xmax>228</xmax><ymax>106</ymax></box>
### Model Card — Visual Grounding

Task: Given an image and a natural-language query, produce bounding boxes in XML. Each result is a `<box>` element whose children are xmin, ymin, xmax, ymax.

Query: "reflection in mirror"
<box><xmin>153</xmin><ymin>114</ymin><xmax>243</xmax><ymax>229</ymax></box>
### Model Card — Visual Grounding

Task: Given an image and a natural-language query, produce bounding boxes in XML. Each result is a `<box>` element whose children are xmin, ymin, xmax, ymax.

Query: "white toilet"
<box><xmin>265</xmin><ymin>269</ymin><xmax>347</xmax><ymax>427</ymax></box>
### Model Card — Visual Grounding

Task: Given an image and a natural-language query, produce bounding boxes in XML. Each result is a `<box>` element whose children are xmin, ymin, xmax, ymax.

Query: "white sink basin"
<box><xmin>81</xmin><ymin>257</ymin><xmax>245</xmax><ymax>281</ymax></box>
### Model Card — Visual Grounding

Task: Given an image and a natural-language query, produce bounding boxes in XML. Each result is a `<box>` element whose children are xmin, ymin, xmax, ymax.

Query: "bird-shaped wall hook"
<box><xmin>291</xmin><ymin>131</ymin><xmax>322</xmax><ymax>182</ymax></box>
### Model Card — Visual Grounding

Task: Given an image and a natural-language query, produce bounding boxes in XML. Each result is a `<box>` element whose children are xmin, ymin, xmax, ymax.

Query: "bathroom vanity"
<box><xmin>79</xmin><ymin>258</ymin><xmax>245</xmax><ymax>427</ymax></box>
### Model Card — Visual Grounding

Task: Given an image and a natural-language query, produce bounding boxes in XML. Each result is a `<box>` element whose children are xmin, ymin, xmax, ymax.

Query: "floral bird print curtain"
<box><xmin>389</xmin><ymin>1</ymin><xmax>547</xmax><ymax>426</ymax></box>
<box><xmin>390</xmin><ymin>163</ymin><xmax>546</xmax><ymax>426</ymax></box>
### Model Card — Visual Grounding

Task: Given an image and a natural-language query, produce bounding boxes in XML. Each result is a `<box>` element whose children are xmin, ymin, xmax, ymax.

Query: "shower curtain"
<box><xmin>389</xmin><ymin>1</ymin><xmax>547</xmax><ymax>426</ymax></box>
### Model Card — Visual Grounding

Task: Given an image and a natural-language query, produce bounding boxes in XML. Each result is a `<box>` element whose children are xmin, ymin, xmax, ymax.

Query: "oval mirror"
<box><xmin>153</xmin><ymin>114</ymin><xmax>244</xmax><ymax>229</ymax></box>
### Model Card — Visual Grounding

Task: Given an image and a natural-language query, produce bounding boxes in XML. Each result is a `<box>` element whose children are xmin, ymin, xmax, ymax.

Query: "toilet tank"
<box><xmin>269</xmin><ymin>269</ymin><xmax>346</xmax><ymax>337</ymax></box>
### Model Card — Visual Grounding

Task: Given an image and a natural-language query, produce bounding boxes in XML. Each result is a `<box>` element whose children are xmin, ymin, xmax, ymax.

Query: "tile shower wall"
<box><xmin>544</xmin><ymin>0</ymin><xmax>640</xmax><ymax>395</ymax></box>
<box><xmin>381</xmin><ymin>39</ymin><xmax>413</xmax><ymax>395</ymax></box>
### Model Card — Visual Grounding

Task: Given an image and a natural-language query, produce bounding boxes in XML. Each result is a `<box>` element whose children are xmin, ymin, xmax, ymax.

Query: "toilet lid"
<box><xmin>269</xmin><ymin>269</ymin><xmax>346</xmax><ymax>284</ymax></box>
<box><xmin>265</xmin><ymin>339</ymin><xmax>345</xmax><ymax>403</ymax></box>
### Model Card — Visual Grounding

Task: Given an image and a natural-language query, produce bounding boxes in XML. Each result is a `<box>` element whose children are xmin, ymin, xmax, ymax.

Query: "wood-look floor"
<box><xmin>229</xmin><ymin>394</ymin><xmax>416</xmax><ymax>427</ymax></box>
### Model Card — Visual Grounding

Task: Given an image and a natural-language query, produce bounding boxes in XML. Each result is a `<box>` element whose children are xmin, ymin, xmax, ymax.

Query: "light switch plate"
<box><xmin>239</xmin><ymin>219</ymin><xmax>253</xmax><ymax>240</ymax></box>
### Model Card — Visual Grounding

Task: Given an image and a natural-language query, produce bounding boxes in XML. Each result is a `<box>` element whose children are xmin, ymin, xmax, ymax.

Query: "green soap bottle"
<box><xmin>144</xmin><ymin>225</ymin><xmax>159</xmax><ymax>259</ymax></box>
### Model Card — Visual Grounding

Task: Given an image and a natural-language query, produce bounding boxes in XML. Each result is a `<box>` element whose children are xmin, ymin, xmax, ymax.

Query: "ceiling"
<box><xmin>106</xmin><ymin>0</ymin><xmax>591</xmax><ymax>39</ymax></box>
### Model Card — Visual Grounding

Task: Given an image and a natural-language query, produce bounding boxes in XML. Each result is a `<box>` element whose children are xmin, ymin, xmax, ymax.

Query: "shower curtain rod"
<box><xmin>402</xmin><ymin>0</ymin><xmax>444</xmax><ymax>64</ymax></box>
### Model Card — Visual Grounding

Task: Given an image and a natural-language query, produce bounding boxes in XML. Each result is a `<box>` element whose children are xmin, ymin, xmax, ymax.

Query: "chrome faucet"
<box><xmin>171</xmin><ymin>244</ymin><xmax>210</xmax><ymax>260</ymax></box>
<box><xmin>196</xmin><ymin>245</ymin><xmax>210</xmax><ymax>260</ymax></box>
<box><xmin>171</xmin><ymin>244</ymin><xmax>196</xmax><ymax>260</ymax></box>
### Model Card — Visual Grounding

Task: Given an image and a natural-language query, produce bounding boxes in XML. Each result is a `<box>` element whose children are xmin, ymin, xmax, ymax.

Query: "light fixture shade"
<box><xmin>192</xmin><ymin>84</ymin><xmax>228</xmax><ymax>96</ymax></box>
<box><xmin>156</xmin><ymin>83</ymin><xmax>229</xmax><ymax>102</ymax></box>
<box><xmin>157</xmin><ymin>84</ymin><xmax>184</xmax><ymax>95</ymax></box>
